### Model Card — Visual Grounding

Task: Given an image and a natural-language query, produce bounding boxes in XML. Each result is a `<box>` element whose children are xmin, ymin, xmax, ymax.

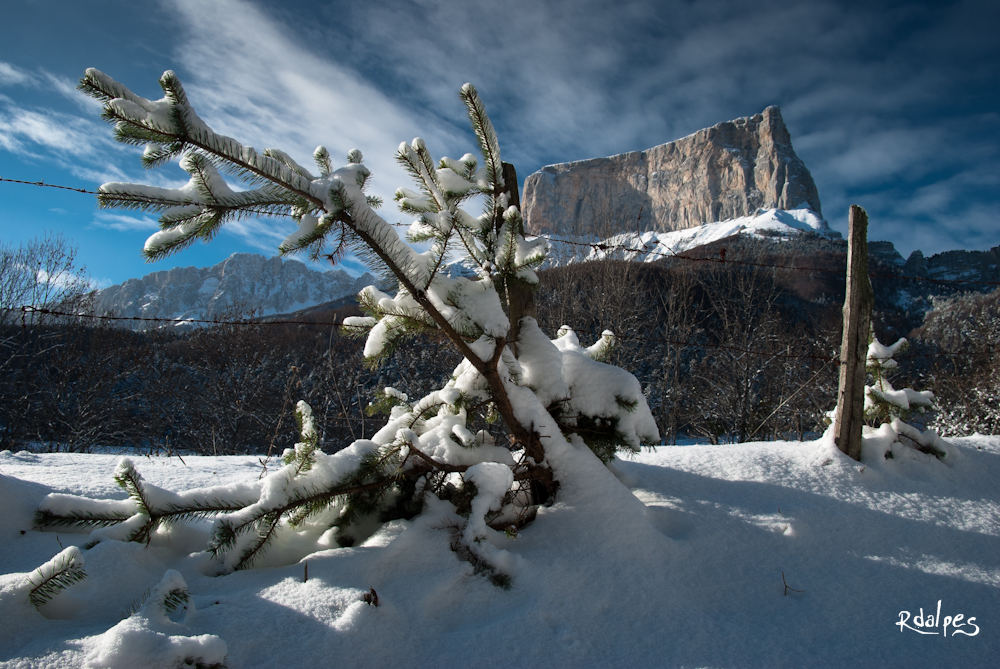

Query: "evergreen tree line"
<box><xmin>1</xmin><ymin>234</ymin><xmax>996</xmax><ymax>453</ymax></box>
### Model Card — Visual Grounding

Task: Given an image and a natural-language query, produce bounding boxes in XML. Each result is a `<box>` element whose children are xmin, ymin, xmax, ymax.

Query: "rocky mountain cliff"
<box><xmin>522</xmin><ymin>106</ymin><xmax>822</xmax><ymax>237</ymax></box>
<box><xmin>95</xmin><ymin>253</ymin><xmax>375</xmax><ymax>323</ymax></box>
<box><xmin>903</xmin><ymin>246</ymin><xmax>1000</xmax><ymax>285</ymax></box>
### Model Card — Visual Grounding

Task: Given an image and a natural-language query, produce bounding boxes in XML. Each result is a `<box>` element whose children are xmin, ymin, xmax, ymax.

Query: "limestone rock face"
<box><xmin>95</xmin><ymin>253</ymin><xmax>375</xmax><ymax>323</ymax></box>
<box><xmin>522</xmin><ymin>106</ymin><xmax>821</xmax><ymax>236</ymax></box>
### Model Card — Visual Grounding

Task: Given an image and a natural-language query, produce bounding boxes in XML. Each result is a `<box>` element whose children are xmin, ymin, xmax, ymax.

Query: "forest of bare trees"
<box><xmin>1</xmin><ymin>233</ymin><xmax>996</xmax><ymax>453</ymax></box>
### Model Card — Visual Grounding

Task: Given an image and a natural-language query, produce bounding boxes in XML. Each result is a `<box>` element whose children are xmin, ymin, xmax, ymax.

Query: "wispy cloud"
<box><xmin>0</xmin><ymin>60</ymin><xmax>190</xmax><ymax>189</ymax></box>
<box><xmin>91</xmin><ymin>212</ymin><xmax>161</xmax><ymax>232</ymax></box>
<box><xmin>42</xmin><ymin>71</ymin><xmax>104</xmax><ymax>113</ymax></box>
<box><xmin>0</xmin><ymin>61</ymin><xmax>30</xmax><ymax>86</ymax></box>
<box><xmin>224</xmin><ymin>217</ymin><xmax>291</xmax><ymax>254</ymax></box>
<box><xmin>0</xmin><ymin>106</ymin><xmax>104</xmax><ymax>157</ymax></box>
<box><xmin>0</xmin><ymin>60</ymin><xmax>101</xmax><ymax>113</ymax></box>
<box><xmin>164</xmin><ymin>0</ymin><xmax>464</xmax><ymax>213</ymax></box>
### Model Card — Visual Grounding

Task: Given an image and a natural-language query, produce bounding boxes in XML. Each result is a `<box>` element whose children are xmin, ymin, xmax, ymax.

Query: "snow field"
<box><xmin>1</xmin><ymin>433</ymin><xmax>998</xmax><ymax>668</ymax></box>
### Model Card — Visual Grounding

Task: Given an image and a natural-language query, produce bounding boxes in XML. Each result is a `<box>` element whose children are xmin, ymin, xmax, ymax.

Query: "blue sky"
<box><xmin>1</xmin><ymin>0</ymin><xmax>998</xmax><ymax>287</ymax></box>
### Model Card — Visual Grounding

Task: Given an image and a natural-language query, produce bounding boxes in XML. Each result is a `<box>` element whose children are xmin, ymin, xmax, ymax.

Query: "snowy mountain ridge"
<box><xmin>95</xmin><ymin>253</ymin><xmax>376</xmax><ymax>324</ymax></box>
<box><xmin>442</xmin><ymin>208</ymin><xmax>836</xmax><ymax>277</ymax></box>
<box><xmin>541</xmin><ymin>207</ymin><xmax>836</xmax><ymax>266</ymax></box>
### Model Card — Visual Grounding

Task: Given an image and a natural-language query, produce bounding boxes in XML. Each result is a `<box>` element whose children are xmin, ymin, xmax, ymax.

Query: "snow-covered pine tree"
<box><xmin>860</xmin><ymin>330</ymin><xmax>945</xmax><ymax>459</ymax></box>
<box><xmin>35</xmin><ymin>69</ymin><xmax>658</xmax><ymax>581</ymax></box>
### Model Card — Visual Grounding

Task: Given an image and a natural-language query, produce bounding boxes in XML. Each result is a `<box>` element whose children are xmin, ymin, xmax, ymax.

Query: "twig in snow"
<box><xmin>782</xmin><ymin>571</ymin><xmax>804</xmax><ymax>596</ymax></box>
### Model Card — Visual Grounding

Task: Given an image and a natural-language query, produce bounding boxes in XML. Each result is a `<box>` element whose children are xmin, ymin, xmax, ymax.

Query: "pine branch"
<box><xmin>443</xmin><ymin>521</ymin><xmax>511</xmax><ymax>590</ymax></box>
<box><xmin>209</xmin><ymin>475</ymin><xmax>403</xmax><ymax>568</ymax></box>
<box><xmin>120</xmin><ymin>587</ymin><xmax>151</xmax><ymax>620</ymax></box>
<box><xmin>314</xmin><ymin>146</ymin><xmax>333</xmax><ymax>176</ymax></box>
<box><xmin>233</xmin><ymin>511</ymin><xmax>283</xmax><ymax>571</ymax></box>
<box><xmin>34</xmin><ymin>507</ymin><xmax>133</xmax><ymax>529</ymax></box>
<box><xmin>118</xmin><ymin>583</ymin><xmax>190</xmax><ymax>619</ymax></box>
<box><xmin>264</xmin><ymin>148</ymin><xmax>316</xmax><ymax>180</ymax></box>
<box><xmin>405</xmin><ymin>442</ymin><xmax>470</xmax><ymax>473</ymax></box>
<box><xmin>81</xmin><ymin>68</ymin><xmax>552</xmax><ymax>490</ymax></box>
<box><xmin>459</xmin><ymin>84</ymin><xmax>503</xmax><ymax>195</ymax></box>
<box><xmin>37</xmin><ymin>460</ymin><xmax>260</xmax><ymax>544</ymax></box>
<box><xmin>27</xmin><ymin>546</ymin><xmax>86</xmax><ymax>609</ymax></box>
<box><xmin>113</xmin><ymin>458</ymin><xmax>156</xmax><ymax>541</ymax></box>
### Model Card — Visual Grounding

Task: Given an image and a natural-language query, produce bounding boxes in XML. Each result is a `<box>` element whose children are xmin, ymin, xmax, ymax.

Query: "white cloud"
<box><xmin>819</xmin><ymin>127</ymin><xmax>950</xmax><ymax>186</ymax></box>
<box><xmin>91</xmin><ymin>212</ymin><xmax>160</xmax><ymax>232</ymax></box>
<box><xmin>42</xmin><ymin>71</ymin><xmax>104</xmax><ymax>113</ymax></box>
<box><xmin>223</xmin><ymin>216</ymin><xmax>291</xmax><ymax>254</ymax></box>
<box><xmin>0</xmin><ymin>61</ymin><xmax>30</xmax><ymax>86</ymax></box>
<box><xmin>91</xmin><ymin>276</ymin><xmax>117</xmax><ymax>290</ymax></box>
<box><xmin>0</xmin><ymin>106</ymin><xmax>103</xmax><ymax>157</ymax></box>
<box><xmin>0</xmin><ymin>60</ymin><xmax>101</xmax><ymax>111</ymax></box>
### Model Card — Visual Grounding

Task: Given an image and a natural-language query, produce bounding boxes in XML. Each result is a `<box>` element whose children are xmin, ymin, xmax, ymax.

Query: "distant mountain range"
<box><xmin>96</xmin><ymin>227</ymin><xmax>996</xmax><ymax>328</ymax></box>
<box><xmin>95</xmin><ymin>253</ymin><xmax>376</xmax><ymax>323</ymax></box>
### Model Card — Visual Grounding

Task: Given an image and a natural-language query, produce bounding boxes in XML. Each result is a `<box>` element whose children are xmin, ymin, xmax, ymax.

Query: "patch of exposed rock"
<box><xmin>522</xmin><ymin>106</ymin><xmax>821</xmax><ymax>237</ymax></box>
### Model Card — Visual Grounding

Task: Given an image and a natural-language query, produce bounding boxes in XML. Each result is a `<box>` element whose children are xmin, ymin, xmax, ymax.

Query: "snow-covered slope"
<box><xmin>1</xmin><ymin>433</ymin><xmax>997</xmax><ymax>668</ymax></box>
<box><xmin>94</xmin><ymin>253</ymin><xmax>375</xmax><ymax>323</ymax></box>
<box><xmin>544</xmin><ymin>207</ymin><xmax>837</xmax><ymax>266</ymax></box>
<box><xmin>445</xmin><ymin>208</ymin><xmax>836</xmax><ymax>277</ymax></box>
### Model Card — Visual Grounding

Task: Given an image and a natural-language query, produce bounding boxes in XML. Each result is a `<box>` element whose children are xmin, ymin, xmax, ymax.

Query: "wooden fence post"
<box><xmin>501</xmin><ymin>162</ymin><xmax>536</xmax><ymax>353</ymax></box>
<box><xmin>833</xmin><ymin>205</ymin><xmax>873</xmax><ymax>461</ymax></box>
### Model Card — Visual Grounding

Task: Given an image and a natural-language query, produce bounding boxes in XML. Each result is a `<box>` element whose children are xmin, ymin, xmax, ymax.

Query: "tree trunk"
<box><xmin>501</xmin><ymin>162</ymin><xmax>536</xmax><ymax>354</ymax></box>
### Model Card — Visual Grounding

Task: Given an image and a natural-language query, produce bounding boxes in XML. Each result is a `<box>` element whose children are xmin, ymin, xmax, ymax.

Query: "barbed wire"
<box><xmin>6</xmin><ymin>305</ymin><xmax>333</xmax><ymax>327</ymax></box>
<box><xmin>532</xmin><ymin>319</ymin><xmax>994</xmax><ymax>363</ymax></box>
<box><xmin>531</xmin><ymin>318</ymin><xmax>838</xmax><ymax>363</ymax></box>
<box><xmin>1</xmin><ymin>176</ymin><xmax>100</xmax><ymax>195</ymax></box>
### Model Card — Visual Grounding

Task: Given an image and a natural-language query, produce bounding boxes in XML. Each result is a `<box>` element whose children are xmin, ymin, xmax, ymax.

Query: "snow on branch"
<box><xmin>26</xmin><ymin>546</ymin><xmax>87</xmax><ymax>610</ymax></box>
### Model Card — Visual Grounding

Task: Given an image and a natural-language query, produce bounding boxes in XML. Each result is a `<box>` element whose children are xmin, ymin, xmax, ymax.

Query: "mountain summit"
<box><xmin>522</xmin><ymin>106</ymin><xmax>822</xmax><ymax>237</ymax></box>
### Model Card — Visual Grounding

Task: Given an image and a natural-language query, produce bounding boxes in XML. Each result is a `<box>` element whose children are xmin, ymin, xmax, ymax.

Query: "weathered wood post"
<box><xmin>833</xmin><ymin>205</ymin><xmax>874</xmax><ymax>461</ymax></box>
<box><xmin>501</xmin><ymin>162</ymin><xmax>536</xmax><ymax>353</ymax></box>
